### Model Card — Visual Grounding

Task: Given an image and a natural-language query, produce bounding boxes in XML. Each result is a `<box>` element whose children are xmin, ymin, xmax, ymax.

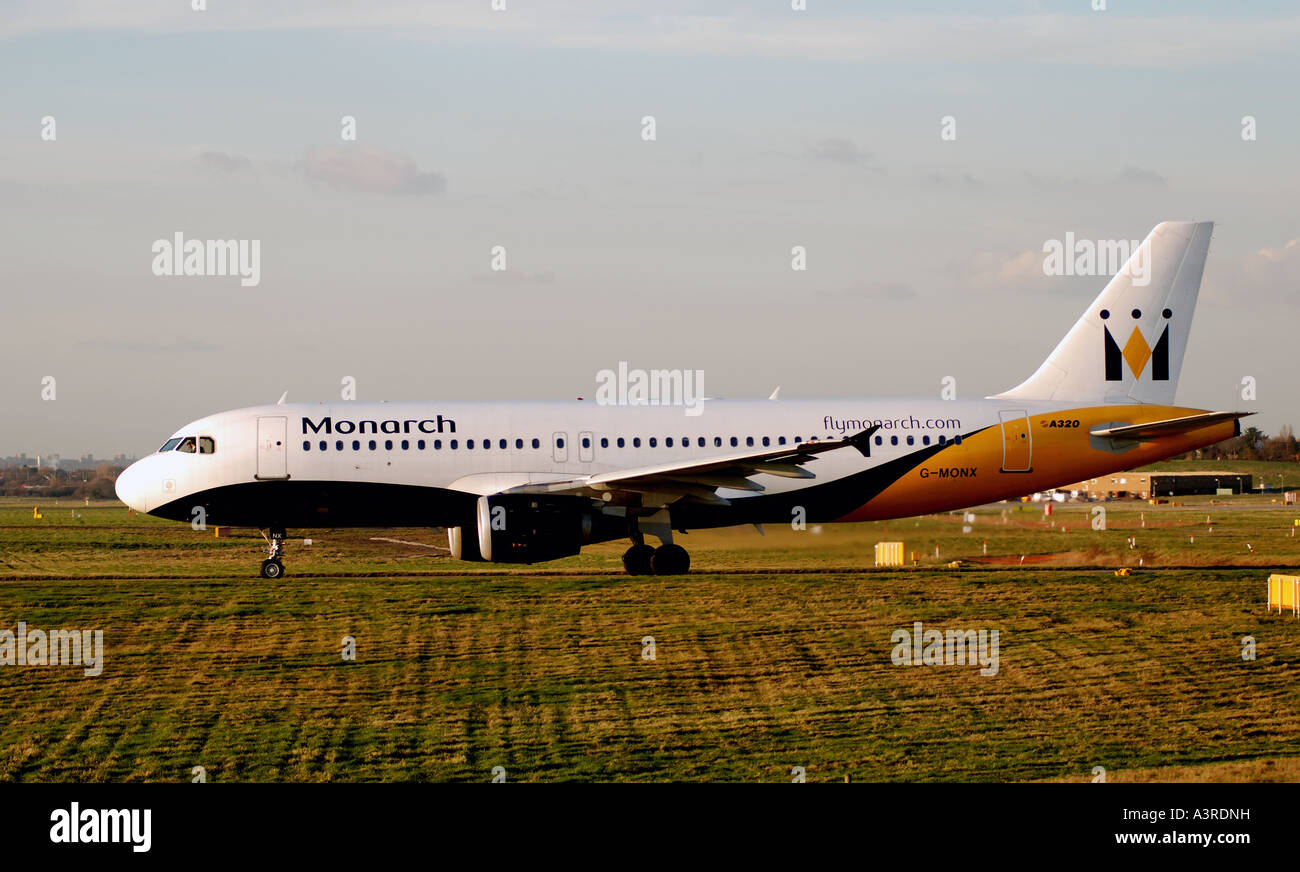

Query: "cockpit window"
<box><xmin>175</xmin><ymin>437</ymin><xmax>197</xmax><ymax>453</ymax></box>
<box><xmin>159</xmin><ymin>438</ymin><xmax>182</xmax><ymax>452</ymax></box>
<box><xmin>198</xmin><ymin>436</ymin><xmax>215</xmax><ymax>454</ymax></box>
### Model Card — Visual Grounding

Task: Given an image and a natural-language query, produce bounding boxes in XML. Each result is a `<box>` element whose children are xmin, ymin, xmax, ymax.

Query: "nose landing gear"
<box><xmin>259</xmin><ymin>528</ymin><xmax>287</xmax><ymax>578</ymax></box>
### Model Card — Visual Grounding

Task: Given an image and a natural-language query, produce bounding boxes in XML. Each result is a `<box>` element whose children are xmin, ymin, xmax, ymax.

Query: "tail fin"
<box><xmin>992</xmin><ymin>220</ymin><xmax>1214</xmax><ymax>405</ymax></box>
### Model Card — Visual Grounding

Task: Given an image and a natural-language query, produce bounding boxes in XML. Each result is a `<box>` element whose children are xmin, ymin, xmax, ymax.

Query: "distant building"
<box><xmin>1064</xmin><ymin>471</ymin><xmax>1253</xmax><ymax>499</ymax></box>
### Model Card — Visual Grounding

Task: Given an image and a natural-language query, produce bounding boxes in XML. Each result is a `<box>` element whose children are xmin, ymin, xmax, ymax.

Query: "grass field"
<box><xmin>1</xmin><ymin>495</ymin><xmax>1298</xmax><ymax>782</ymax></box>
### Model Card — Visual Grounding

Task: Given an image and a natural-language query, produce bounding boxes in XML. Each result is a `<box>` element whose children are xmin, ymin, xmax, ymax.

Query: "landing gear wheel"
<box><xmin>261</xmin><ymin>559</ymin><xmax>284</xmax><ymax>579</ymax></box>
<box><xmin>622</xmin><ymin>544</ymin><xmax>656</xmax><ymax>576</ymax></box>
<box><xmin>651</xmin><ymin>544</ymin><xmax>690</xmax><ymax>575</ymax></box>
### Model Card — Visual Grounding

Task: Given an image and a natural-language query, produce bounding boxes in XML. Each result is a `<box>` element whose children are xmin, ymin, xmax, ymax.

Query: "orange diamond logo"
<box><xmin>1123</xmin><ymin>328</ymin><xmax>1151</xmax><ymax>378</ymax></box>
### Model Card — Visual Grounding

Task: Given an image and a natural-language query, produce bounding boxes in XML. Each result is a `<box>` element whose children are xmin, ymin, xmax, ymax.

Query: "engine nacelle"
<box><xmin>447</xmin><ymin>525</ymin><xmax>485</xmax><ymax>561</ymax></box>
<box><xmin>474</xmin><ymin>494</ymin><xmax>594</xmax><ymax>564</ymax></box>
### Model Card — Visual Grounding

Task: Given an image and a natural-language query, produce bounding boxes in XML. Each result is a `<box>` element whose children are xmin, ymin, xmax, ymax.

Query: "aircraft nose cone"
<box><xmin>114</xmin><ymin>459</ymin><xmax>150</xmax><ymax>513</ymax></box>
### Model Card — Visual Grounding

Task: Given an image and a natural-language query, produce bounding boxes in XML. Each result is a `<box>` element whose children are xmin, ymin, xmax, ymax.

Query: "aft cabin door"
<box><xmin>999</xmin><ymin>410</ymin><xmax>1032</xmax><ymax>473</ymax></box>
<box><xmin>256</xmin><ymin>416</ymin><xmax>289</xmax><ymax>480</ymax></box>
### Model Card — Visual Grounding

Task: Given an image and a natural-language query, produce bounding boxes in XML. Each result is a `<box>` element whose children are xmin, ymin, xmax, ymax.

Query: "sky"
<box><xmin>2</xmin><ymin>0</ymin><xmax>1297</xmax><ymax>458</ymax></box>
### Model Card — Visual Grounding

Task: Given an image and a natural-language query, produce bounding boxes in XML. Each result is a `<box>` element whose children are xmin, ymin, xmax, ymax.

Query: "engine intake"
<box><xmin>474</xmin><ymin>494</ymin><xmax>594</xmax><ymax>564</ymax></box>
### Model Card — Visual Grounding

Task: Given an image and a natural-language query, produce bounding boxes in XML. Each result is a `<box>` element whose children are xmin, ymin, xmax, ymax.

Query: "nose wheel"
<box><xmin>259</xmin><ymin>528</ymin><xmax>287</xmax><ymax>578</ymax></box>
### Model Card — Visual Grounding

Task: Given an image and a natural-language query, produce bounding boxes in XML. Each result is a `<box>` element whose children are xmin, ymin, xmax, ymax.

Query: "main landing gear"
<box><xmin>259</xmin><ymin>528</ymin><xmax>287</xmax><ymax>579</ymax></box>
<box><xmin>621</xmin><ymin>511</ymin><xmax>691</xmax><ymax>576</ymax></box>
<box><xmin>622</xmin><ymin>543</ymin><xmax>691</xmax><ymax>575</ymax></box>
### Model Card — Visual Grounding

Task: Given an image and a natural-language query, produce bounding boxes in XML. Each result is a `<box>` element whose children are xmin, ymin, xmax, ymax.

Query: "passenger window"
<box><xmin>648</xmin><ymin>437</ymin><xmax>657</xmax><ymax>448</ymax></box>
<box><xmin>199</xmin><ymin>436</ymin><xmax>216</xmax><ymax>454</ymax></box>
<box><xmin>601</xmin><ymin>437</ymin><xmax>609</xmax><ymax>448</ymax></box>
<box><xmin>369</xmin><ymin>440</ymin><xmax>377</xmax><ymax>450</ymax></box>
<box><xmin>762</xmin><ymin>437</ymin><xmax>770</xmax><ymax>447</ymax></box>
<box><xmin>713</xmin><ymin>437</ymin><xmax>722</xmax><ymax>447</ymax></box>
<box><xmin>617</xmin><ymin>437</ymin><xmax>625</xmax><ymax>448</ymax></box>
<box><xmin>176</xmin><ymin>437</ymin><xmax>196</xmax><ymax>453</ymax></box>
<box><xmin>955</xmin><ymin>435</ymin><xmax>963</xmax><ymax>445</ymax></box>
<box><xmin>531</xmin><ymin>438</ymin><xmax>539</xmax><ymax>449</ymax></box>
<box><xmin>451</xmin><ymin>440</ymin><xmax>459</xmax><ymax>449</ymax></box>
<box><xmin>499</xmin><ymin>439</ymin><xmax>507</xmax><ymax>449</ymax></box>
<box><xmin>632</xmin><ymin>437</ymin><xmax>641</xmax><ymax>448</ymax></box>
<box><xmin>352</xmin><ymin>440</ymin><xmax>360</xmax><ymax>450</ymax></box>
<box><xmin>557</xmin><ymin>437</ymin><xmax>565</xmax><ymax>449</ymax></box>
<box><xmin>319</xmin><ymin>441</ymin><xmax>327</xmax><ymax>451</ymax></box>
<box><xmin>890</xmin><ymin>436</ymin><xmax>898</xmax><ymax>445</ymax></box>
<box><xmin>778</xmin><ymin>436</ymin><xmax>786</xmax><ymax>446</ymax></box>
<box><xmin>401</xmin><ymin>440</ymin><xmax>409</xmax><ymax>450</ymax></box>
<box><xmin>335</xmin><ymin>440</ymin><xmax>343</xmax><ymax>451</ymax></box>
<box><xmin>434</xmin><ymin>439</ymin><xmax>441</xmax><ymax>449</ymax></box>
<box><xmin>515</xmin><ymin>438</ymin><xmax>523</xmax><ymax>449</ymax></box>
<box><xmin>666</xmin><ymin>437</ymin><xmax>674</xmax><ymax>447</ymax></box>
<box><xmin>794</xmin><ymin>436</ymin><xmax>802</xmax><ymax>444</ymax></box>
<box><xmin>730</xmin><ymin>437</ymin><xmax>738</xmax><ymax>447</ymax></box>
<box><xmin>922</xmin><ymin>435</ymin><xmax>930</xmax><ymax>445</ymax></box>
<box><xmin>467</xmin><ymin>439</ymin><xmax>475</xmax><ymax>449</ymax></box>
<box><xmin>417</xmin><ymin>440</ymin><xmax>425</xmax><ymax>450</ymax></box>
<box><xmin>302</xmin><ymin>441</ymin><xmax>311</xmax><ymax>451</ymax></box>
<box><xmin>746</xmin><ymin>437</ymin><xmax>754</xmax><ymax>447</ymax></box>
<box><xmin>385</xmin><ymin>440</ymin><xmax>393</xmax><ymax>450</ymax></box>
<box><xmin>697</xmin><ymin>437</ymin><xmax>705</xmax><ymax>447</ymax></box>
<box><xmin>906</xmin><ymin>435</ymin><xmax>914</xmax><ymax>446</ymax></box>
<box><xmin>583</xmin><ymin>436</ymin><xmax>592</xmax><ymax>449</ymax></box>
<box><xmin>938</xmin><ymin>435</ymin><xmax>946</xmax><ymax>445</ymax></box>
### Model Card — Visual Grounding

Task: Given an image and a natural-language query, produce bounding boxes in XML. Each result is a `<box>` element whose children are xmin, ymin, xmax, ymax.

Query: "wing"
<box><xmin>502</xmin><ymin>426</ymin><xmax>880</xmax><ymax>506</ymax></box>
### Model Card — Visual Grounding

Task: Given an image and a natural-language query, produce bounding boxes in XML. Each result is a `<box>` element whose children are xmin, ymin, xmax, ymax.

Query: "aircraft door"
<box><xmin>998</xmin><ymin>410</ymin><xmax>1032</xmax><ymax>473</ymax></box>
<box><xmin>578</xmin><ymin>431</ymin><xmax>595</xmax><ymax>463</ymax></box>
<box><xmin>256</xmin><ymin>416</ymin><xmax>290</xmax><ymax>480</ymax></box>
<box><xmin>552</xmin><ymin>431</ymin><xmax>568</xmax><ymax>464</ymax></box>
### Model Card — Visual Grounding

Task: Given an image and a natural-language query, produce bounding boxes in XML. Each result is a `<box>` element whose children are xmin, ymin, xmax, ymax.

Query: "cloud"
<box><xmin>1238</xmin><ymin>238</ymin><xmax>1300</xmax><ymax>300</ymax></box>
<box><xmin>297</xmin><ymin>146</ymin><xmax>446</xmax><ymax>196</ymax></box>
<box><xmin>197</xmin><ymin>151</ymin><xmax>254</xmax><ymax>174</ymax></box>
<box><xmin>5</xmin><ymin>5</ymin><xmax>1300</xmax><ymax>68</ymax></box>
<box><xmin>77</xmin><ymin>337</ymin><xmax>222</xmax><ymax>353</ymax></box>
<box><xmin>955</xmin><ymin>248</ymin><xmax>1046</xmax><ymax>292</ymax></box>
<box><xmin>1115</xmin><ymin>166</ymin><xmax>1168</xmax><ymax>187</ymax></box>
<box><xmin>808</xmin><ymin>138</ymin><xmax>872</xmax><ymax>167</ymax></box>
<box><xmin>821</xmin><ymin>281</ymin><xmax>916</xmax><ymax>301</ymax></box>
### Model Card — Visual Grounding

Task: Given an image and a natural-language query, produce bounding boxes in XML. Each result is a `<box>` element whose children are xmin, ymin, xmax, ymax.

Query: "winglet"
<box><xmin>845</xmin><ymin>425</ymin><xmax>881</xmax><ymax>458</ymax></box>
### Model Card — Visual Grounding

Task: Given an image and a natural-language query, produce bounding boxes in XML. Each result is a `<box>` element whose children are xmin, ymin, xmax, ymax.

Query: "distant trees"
<box><xmin>0</xmin><ymin>465</ymin><xmax>125</xmax><ymax>499</ymax></box>
<box><xmin>1176</xmin><ymin>424</ymin><xmax>1299</xmax><ymax>462</ymax></box>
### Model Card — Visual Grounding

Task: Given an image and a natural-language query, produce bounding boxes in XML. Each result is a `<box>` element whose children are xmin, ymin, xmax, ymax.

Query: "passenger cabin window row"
<box><xmin>299</xmin><ymin>433</ymin><xmax>962</xmax><ymax>452</ymax></box>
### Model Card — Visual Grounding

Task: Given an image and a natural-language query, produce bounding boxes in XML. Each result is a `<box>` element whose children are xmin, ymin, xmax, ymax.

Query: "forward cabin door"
<box><xmin>256</xmin><ymin>416</ymin><xmax>290</xmax><ymax>480</ymax></box>
<box><xmin>998</xmin><ymin>409</ymin><xmax>1032</xmax><ymax>473</ymax></box>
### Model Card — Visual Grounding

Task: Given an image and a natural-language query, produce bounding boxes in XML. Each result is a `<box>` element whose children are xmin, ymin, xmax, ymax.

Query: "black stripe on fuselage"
<box><xmin>149</xmin><ymin>430</ymin><xmax>987</xmax><ymax>531</ymax></box>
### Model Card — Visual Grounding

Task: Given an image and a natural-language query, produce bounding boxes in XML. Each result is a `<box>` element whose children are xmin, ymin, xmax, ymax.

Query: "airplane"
<box><xmin>115</xmin><ymin>221</ymin><xmax>1247</xmax><ymax>578</ymax></box>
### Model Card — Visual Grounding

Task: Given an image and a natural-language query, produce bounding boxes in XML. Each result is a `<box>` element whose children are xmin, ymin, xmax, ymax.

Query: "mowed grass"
<box><xmin>0</xmin><ymin>497</ymin><xmax>1298</xmax><ymax>781</ymax></box>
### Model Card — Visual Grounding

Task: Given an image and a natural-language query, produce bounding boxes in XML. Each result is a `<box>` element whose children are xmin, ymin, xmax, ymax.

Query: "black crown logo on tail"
<box><xmin>1102</xmin><ymin>307</ymin><xmax>1171</xmax><ymax>381</ymax></box>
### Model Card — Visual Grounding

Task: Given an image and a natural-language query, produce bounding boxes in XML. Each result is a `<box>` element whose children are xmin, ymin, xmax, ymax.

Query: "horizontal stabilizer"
<box><xmin>1089</xmin><ymin>411</ymin><xmax>1251</xmax><ymax>441</ymax></box>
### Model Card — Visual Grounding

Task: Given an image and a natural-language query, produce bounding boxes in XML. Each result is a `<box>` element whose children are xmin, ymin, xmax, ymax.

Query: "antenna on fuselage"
<box><xmin>276</xmin><ymin>391</ymin><xmax>288</xmax><ymax>405</ymax></box>
<box><xmin>768</xmin><ymin>386</ymin><xmax>781</xmax><ymax>401</ymax></box>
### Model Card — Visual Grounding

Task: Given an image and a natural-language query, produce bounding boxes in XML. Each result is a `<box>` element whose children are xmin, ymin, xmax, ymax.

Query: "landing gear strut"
<box><xmin>260</xmin><ymin>528</ymin><xmax>286</xmax><ymax>579</ymax></box>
